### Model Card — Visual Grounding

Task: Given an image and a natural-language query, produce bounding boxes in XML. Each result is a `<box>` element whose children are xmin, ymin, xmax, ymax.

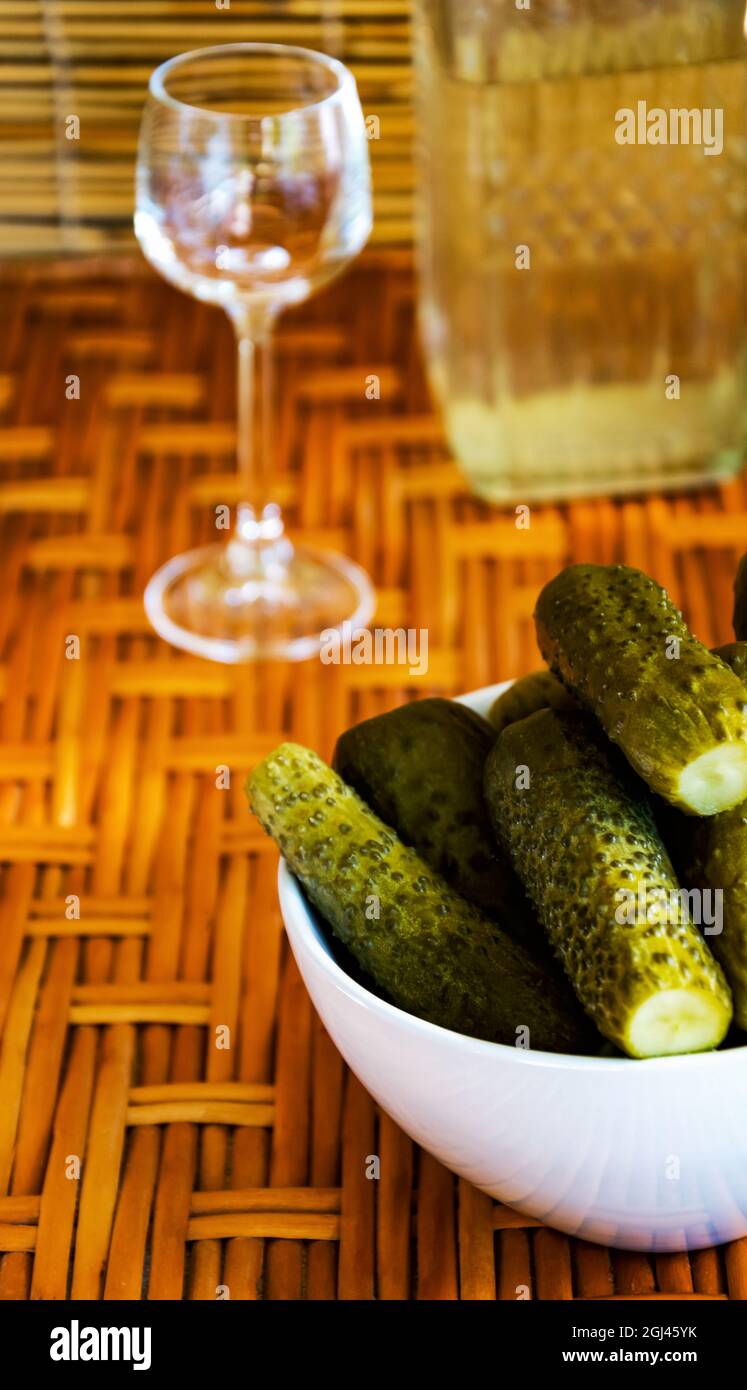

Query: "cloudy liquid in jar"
<box><xmin>416</xmin><ymin>2</ymin><xmax>747</xmax><ymax>501</ymax></box>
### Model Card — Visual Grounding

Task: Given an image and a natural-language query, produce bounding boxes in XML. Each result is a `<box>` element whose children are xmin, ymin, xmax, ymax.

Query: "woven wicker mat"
<box><xmin>0</xmin><ymin>251</ymin><xmax>746</xmax><ymax>1301</ymax></box>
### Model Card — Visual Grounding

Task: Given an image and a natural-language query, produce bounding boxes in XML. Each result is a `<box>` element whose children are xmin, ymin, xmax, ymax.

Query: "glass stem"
<box><xmin>230</xmin><ymin>302</ymin><xmax>278</xmax><ymax>535</ymax></box>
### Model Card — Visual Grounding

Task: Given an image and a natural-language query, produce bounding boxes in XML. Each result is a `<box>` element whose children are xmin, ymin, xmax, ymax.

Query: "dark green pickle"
<box><xmin>535</xmin><ymin>564</ymin><xmax>747</xmax><ymax>815</ymax></box>
<box><xmin>714</xmin><ymin>641</ymin><xmax>747</xmax><ymax>685</ymax></box>
<box><xmin>333</xmin><ymin>698</ymin><xmax>555</xmax><ymax>967</ymax></box>
<box><xmin>484</xmin><ymin>709</ymin><xmax>732</xmax><ymax>1058</ymax></box>
<box><xmin>488</xmin><ymin>670</ymin><xmax>578</xmax><ymax>734</ymax></box>
<box><xmin>248</xmin><ymin>742</ymin><xmax>593</xmax><ymax>1054</ymax></box>
<box><xmin>676</xmin><ymin>641</ymin><xmax>747</xmax><ymax>1030</ymax></box>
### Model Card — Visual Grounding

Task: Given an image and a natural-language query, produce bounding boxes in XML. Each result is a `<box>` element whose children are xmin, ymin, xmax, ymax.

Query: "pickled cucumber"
<box><xmin>248</xmin><ymin>742</ymin><xmax>593</xmax><ymax>1053</ymax></box>
<box><xmin>333</xmin><ymin>699</ymin><xmax>504</xmax><ymax>916</ymax></box>
<box><xmin>484</xmin><ymin>709</ymin><xmax>732</xmax><ymax>1058</ymax></box>
<box><xmin>684</xmin><ymin>641</ymin><xmax>747</xmax><ymax>1029</ymax></box>
<box><xmin>488</xmin><ymin>670</ymin><xmax>578</xmax><ymax>734</ymax></box>
<box><xmin>535</xmin><ymin>564</ymin><xmax>747</xmax><ymax>815</ymax></box>
<box><xmin>694</xmin><ymin>804</ymin><xmax>747</xmax><ymax>1031</ymax></box>
<box><xmin>734</xmin><ymin>553</ymin><xmax>747</xmax><ymax>642</ymax></box>
<box><xmin>714</xmin><ymin>641</ymin><xmax>747</xmax><ymax>684</ymax></box>
<box><xmin>333</xmin><ymin>698</ymin><xmax>552</xmax><ymax>963</ymax></box>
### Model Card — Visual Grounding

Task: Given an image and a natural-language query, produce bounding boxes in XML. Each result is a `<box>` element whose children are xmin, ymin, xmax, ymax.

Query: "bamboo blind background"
<box><xmin>0</xmin><ymin>0</ymin><xmax>412</xmax><ymax>257</ymax></box>
<box><xmin>0</xmin><ymin>251</ymin><xmax>746</xmax><ymax>1299</ymax></box>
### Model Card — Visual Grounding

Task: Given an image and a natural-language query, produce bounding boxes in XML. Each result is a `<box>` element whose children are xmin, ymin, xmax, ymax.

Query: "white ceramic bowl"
<box><xmin>278</xmin><ymin>682</ymin><xmax>747</xmax><ymax>1253</ymax></box>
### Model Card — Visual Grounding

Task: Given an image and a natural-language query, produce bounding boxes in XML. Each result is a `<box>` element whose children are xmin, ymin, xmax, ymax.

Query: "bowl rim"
<box><xmin>278</xmin><ymin>680</ymin><xmax>747</xmax><ymax>1074</ymax></box>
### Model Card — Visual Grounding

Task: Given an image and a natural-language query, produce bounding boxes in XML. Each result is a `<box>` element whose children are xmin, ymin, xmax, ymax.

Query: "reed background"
<box><xmin>2</xmin><ymin>0</ymin><xmax>747</xmax><ymax>1303</ymax></box>
<box><xmin>1</xmin><ymin>0</ymin><xmax>412</xmax><ymax>258</ymax></box>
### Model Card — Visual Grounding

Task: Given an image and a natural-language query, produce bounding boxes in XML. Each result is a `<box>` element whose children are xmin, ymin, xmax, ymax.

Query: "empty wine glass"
<box><xmin>135</xmin><ymin>43</ymin><xmax>374</xmax><ymax>661</ymax></box>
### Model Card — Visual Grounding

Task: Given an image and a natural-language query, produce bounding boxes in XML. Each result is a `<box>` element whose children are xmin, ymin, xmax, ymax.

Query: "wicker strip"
<box><xmin>0</xmin><ymin>253</ymin><xmax>745</xmax><ymax>1299</ymax></box>
<box><xmin>0</xmin><ymin>1</ymin><xmax>412</xmax><ymax>255</ymax></box>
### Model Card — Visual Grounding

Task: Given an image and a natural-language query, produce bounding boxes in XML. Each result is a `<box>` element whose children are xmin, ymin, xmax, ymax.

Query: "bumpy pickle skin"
<box><xmin>656</xmin><ymin>643</ymin><xmax>747</xmax><ymax>871</ymax></box>
<box><xmin>699</xmin><ymin>807</ymin><xmax>747</xmax><ymax>1031</ymax></box>
<box><xmin>488</xmin><ymin>670</ymin><xmax>578</xmax><ymax>735</ymax></box>
<box><xmin>484</xmin><ymin>710</ymin><xmax>732</xmax><ymax>1058</ymax></box>
<box><xmin>535</xmin><ymin>564</ymin><xmax>747</xmax><ymax>816</ymax></box>
<box><xmin>332</xmin><ymin>697</ymin><xmax>558</xmax><ymax>969</ymax></box>
<box><xmin>333</xmin><ymin>699</ymin><xmax>503</xmax><ymax>917</ymax></box>
<box><xmin>247</xmin><ymin>742</ymin><xmax>593</xmax><ymax>1054</ymax></box>
<box><xmin>685</xmin><ymin>641</ymin><xmax>747</xmax><ymax>1029</ymax></box>
<box><xmin>714</xmin><ymin>641</ymin><xmax>747</xmax><ymax>685</ymax></box>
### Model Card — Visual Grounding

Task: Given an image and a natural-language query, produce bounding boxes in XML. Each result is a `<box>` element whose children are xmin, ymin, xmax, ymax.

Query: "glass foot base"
<box><xmin>144</xmin><ymin>537</ymin><xmax>375</xmax><ymax>663</ymax></box>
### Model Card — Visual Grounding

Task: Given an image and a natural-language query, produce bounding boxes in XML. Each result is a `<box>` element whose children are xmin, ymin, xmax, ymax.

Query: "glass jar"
<box><xmin>415</xmin><ymin>0</ymin><xmax>747</xmax><ymax>501</ymax></box>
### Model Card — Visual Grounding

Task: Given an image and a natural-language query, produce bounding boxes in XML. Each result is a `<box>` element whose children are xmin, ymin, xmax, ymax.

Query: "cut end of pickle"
<box><xmin>627</xmin><ymin>988</ymin><xmax>731</xmax><ymax>1059</ymax></box>
<box><xmin>678</xmin><ymin>742</ymin><xmax>747</xmax><ymax>816</ymax></box>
